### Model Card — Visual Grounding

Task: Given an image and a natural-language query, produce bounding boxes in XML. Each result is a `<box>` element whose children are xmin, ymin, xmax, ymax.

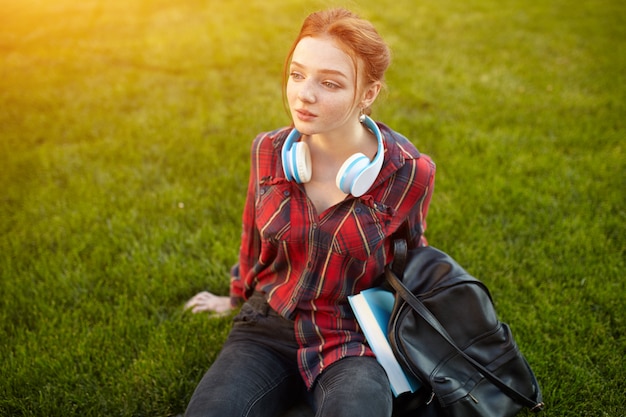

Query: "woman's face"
<box><xmin>287</xmin><ymin>36</ymin><xmax>363</xmax><ymax>136</ymax></box>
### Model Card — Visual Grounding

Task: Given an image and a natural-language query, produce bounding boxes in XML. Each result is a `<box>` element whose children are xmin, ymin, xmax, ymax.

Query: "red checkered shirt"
<box><xmin>230</xmin><ymin>121</ymin><xmax>436</xmax><ymax>388</ymax></box>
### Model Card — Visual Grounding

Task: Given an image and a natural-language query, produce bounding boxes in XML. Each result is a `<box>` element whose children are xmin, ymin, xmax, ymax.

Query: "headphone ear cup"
<box><xmin>336</xmin><ymin>153</ymin><xmax>369</xmax><ymax>194</ymax></box>
<box><xmin>282</xmin><ymin>129</ymin><xmax>300</xmax><ymax>182</ymax></box>
<box><xmin>282</xmin><ymin>148</ymin><xmax>294</xmax><ymax>182</ymax></box>
<box><xmin>292</xmin><ymin>142</ymin><xmax>312</xmax><ymax>183</ymax></box>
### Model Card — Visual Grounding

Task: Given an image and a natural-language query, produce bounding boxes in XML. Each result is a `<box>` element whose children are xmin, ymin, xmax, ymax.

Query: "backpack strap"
<box><xmin>390</xmin><ymin>239</ymin><xmax>408</xmax><ymax>278</ymax></box>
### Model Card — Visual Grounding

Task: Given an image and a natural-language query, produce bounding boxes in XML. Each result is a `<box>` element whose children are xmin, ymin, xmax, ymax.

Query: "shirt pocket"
<box><xmin>329</xmin><ymin>199</ymin><xmax>395</xmax><ymax>261</ymax></box>
<box><xmin>255</xmin><ymin>178</ymin><xmax>293</xmax><ymax>242</ymax></box>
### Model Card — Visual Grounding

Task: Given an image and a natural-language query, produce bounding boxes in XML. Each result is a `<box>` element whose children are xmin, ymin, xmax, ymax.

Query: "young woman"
<box><xmin>184</xmin><ymin>8</ymin><xmax>435</xmax><ymax>417</ymax></box>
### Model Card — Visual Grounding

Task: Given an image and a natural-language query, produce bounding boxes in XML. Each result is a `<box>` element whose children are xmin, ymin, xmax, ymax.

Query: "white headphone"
<box><xmin>281</xmin><ymin>114</ymin><xmax>384</xmax><ymax>197</ymax></box>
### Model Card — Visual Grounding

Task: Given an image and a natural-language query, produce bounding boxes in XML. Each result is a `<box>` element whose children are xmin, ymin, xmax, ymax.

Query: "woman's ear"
<box><xmin>360</xmin><ymin>81</ymin><xmax>382</xmax><ymax>110</ymax></box>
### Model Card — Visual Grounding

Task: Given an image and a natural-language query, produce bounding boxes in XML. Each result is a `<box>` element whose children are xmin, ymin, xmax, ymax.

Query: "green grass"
<box><xmin>1</xmin><ymin>0</ymin><xmax>624</xmax><ymax>415</ymax></box>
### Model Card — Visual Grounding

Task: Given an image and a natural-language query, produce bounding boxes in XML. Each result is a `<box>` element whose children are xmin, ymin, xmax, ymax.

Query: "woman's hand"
<box><xmin>184</xmin><ymin>291</ymin><xmax>233</xmax><ymax>314</ymax></box>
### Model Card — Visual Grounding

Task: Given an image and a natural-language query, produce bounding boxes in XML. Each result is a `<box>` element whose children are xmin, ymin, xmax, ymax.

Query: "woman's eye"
<box><xmin>323</xmin><ymin>81</ymin><xmax>340</xmax><ymax>89</ymax></box>
<box><xmin>290</xmin><ymin>72</ymin><xmax>304</xmax><ymax>80</ymax></box>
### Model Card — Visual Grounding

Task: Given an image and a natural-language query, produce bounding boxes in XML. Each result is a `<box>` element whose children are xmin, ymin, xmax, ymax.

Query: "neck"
<box><xmin>306</xmin><ymin>118</ymin><xmax>374</xmax><ymax>158</ymax></box>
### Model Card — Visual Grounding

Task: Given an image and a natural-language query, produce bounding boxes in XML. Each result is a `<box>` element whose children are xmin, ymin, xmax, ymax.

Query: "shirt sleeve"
<box><xmin>401</xmin><ymin>154</ymin><xmax>436</xmax><ymax>249</ymax></box>
<box><xmin>230</xmin><ymin>134</ymin><xmax>264</xmax><ymax>305</ymax></box>
<box><xmin>415</xmin><ymin>154</ymin><xmax>436</xmax><ymax>247</ymax></box>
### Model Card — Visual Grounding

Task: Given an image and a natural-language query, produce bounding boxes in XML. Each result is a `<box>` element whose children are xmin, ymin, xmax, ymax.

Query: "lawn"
<box><xmin>0</xmin><ymin>0</ymin><xmax>624</xmax><ymax>416</ymax></box>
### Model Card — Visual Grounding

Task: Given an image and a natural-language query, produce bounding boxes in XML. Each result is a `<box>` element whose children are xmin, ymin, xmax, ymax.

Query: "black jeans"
<box><xmin>185</xmin><ymin>293</ymin><xmax>393</xmax><ymax>417</ymax></box>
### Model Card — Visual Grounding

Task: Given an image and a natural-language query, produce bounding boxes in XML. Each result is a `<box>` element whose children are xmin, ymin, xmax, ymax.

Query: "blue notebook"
<box><xmin>348</xmin><ymin>287</ymin><xmax>421</xmax><ymax>397</ymax></box>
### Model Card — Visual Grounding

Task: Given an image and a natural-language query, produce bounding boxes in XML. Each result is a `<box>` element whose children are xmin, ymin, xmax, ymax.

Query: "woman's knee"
<box><xmin>312</xmin><ymin>356</ymin><xmax>393</xmax><ymax>417</ymax></box>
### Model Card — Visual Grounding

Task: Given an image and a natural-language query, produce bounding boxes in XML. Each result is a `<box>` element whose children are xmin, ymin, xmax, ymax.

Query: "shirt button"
<box><xmin>283</xmin><ymin>191</ymin><xmax>290</xmax><ymax>196</ymax></box>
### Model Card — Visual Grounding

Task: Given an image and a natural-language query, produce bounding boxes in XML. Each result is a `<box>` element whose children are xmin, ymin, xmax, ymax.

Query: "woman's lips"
<box><xmin>295</xmin><ymin>109</ymin><xmax>317</xmax><ymax>122</ymax></box>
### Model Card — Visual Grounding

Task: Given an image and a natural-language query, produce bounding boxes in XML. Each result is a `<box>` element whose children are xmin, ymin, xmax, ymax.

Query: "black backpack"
<box><xmin>385</xmin><ymin>241</ymin><xmax>544</xmax><ymax>417</ymax></box>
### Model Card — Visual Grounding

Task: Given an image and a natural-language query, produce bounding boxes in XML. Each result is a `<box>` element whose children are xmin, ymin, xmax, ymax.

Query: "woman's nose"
<box><xmin>297</xmin><ymin>83</ymin><xmax>316</xmax><ymax>103</ymax></box>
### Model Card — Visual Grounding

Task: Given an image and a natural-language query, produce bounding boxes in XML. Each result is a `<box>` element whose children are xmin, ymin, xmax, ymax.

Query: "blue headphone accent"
<box><xmin>281</xmin><ymin>115</ymin><xmax>384</xmax><ymax>197</ymax></box>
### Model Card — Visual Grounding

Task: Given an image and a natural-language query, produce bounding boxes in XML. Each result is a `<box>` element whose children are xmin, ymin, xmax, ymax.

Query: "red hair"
<box><xmin>283</xmin><ymin>8</ymin><xmax>391</xmax><ymax>115</ymax></box>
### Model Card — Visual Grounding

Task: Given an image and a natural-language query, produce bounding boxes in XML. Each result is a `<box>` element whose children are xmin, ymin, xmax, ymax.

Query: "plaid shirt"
<box><xmin>230</xmin><ymin>121</ymin><xmax>435</xmax><ymax>388</ymax></box>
